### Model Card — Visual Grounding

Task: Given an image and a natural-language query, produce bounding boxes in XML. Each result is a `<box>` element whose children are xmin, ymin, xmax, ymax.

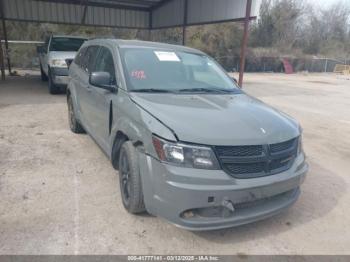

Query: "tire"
<box><xmin>48</xmin><ymin>69</ymin><xmax>60</xmax><ymax>94</ymax></box>
<box><xmin>40</xmin><ymin>65</ymin><xmax>48</xmax><ymax>81</ymax></box>
<box><xmin>67</xmin><ymin>95</ymin><xmax>85</xmax><ymax>134</ymax></box>
<box><xmin>118</xmin><ymin>141</ymin><xmax>146</xmax><ymax>214</ymax></box>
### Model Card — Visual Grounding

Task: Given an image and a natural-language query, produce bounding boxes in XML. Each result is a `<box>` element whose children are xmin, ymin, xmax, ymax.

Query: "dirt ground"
<box><xmin>0</xmin><ymin>72</ymin><xmax>349</xmax><ymax>255</ymax></box>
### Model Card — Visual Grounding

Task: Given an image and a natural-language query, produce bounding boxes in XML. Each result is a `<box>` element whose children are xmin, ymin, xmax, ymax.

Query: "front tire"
<box><xmin>119</xmin><ymin>141</ymin><xmax>146</xmax><ymax>214</ymax></box>
<box><xmin>48</xmin><ymin>69</ymin><xmax>60</xmax><ymax>94</ymax></box>
<box><xmin>40</xmin><ymin>64</ymin><xmax>48</xmax><ymax>81</ymax></box>
<box><xmin>67</xmin><ymin>95</ymin><xmax>85</xmax><ymax>134</ymax></box>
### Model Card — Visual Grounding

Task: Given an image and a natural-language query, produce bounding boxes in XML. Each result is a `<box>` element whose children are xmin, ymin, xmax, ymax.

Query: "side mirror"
<box><xmin>65</xmin><ymin>59</ymin><xmax>73</xmax><ymax>68</ymax></box>
<box><xmin>89</xmin><ymin>72</ymin><xmax>116</xmax><ymax>92</ymax></box>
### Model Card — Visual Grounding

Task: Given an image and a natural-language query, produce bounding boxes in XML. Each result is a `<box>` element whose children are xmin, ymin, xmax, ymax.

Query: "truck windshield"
<box><xmin>120</xmin><ymin>48</ymin><xmax>241</xmax><ymax>93</ymax></box>
<box><xmin>50</xmin><ymin>37</ymin><xmax>86</xmax><ymax>52</ymax></box>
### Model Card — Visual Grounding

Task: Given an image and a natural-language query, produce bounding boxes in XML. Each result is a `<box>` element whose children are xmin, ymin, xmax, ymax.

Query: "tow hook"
<box><xmin>222</xmin><ymin>200</ymin><xmax>235</xmax><ymax>217</ymax></box>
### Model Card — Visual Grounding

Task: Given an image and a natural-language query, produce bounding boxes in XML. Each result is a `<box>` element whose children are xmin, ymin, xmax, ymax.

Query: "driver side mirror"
<box><xmin>89</xmin><ymin>72</ymin><xmax>117</xmax><ymax>92</ymax></box>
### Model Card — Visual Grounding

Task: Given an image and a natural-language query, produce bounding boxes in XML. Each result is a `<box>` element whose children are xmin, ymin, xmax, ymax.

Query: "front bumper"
<box><xmin>139</xmin><ymin>151</ymin><xmax>308</xmax><ymax>231</ymax></box>
<box><xmin>50</xmin><ymin>67</ymin><xmax>69</xmax><ymax>86</ymax></box>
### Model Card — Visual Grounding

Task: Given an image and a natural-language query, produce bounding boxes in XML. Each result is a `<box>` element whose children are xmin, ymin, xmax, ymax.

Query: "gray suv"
<box><xmin>67</xmin><ymin>39</ymin><xmax>308</xmax><ymax>230</ymax></box>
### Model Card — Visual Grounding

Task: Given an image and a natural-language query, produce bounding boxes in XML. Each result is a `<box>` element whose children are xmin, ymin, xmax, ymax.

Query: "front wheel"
<box><xmin>40</xmin><ymin>64</ymin><xmax>48</xmax><ymax>81</ymax></box>
<box><xmin>48</xmin><ymin>69</ymin><xmax>60</xmax><ymax>94</ymax></box>
<box><xmin>118</xmin><ymin>141</ymin><xmax>146</xmax><ymax>214</ymax></box>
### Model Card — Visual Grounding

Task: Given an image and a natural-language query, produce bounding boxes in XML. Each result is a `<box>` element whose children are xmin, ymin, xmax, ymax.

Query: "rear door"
<box><xmin>87</xmin><ymin>46</ymin><xmax>117</xmax><ymax>151</ymax></box>
<box><xmin>69</xmin><ymin>46</ymin><xmax>87</xmax><ymax>120</ymax></box>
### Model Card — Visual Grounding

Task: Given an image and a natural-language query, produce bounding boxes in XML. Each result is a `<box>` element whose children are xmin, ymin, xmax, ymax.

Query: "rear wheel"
<box><xmin>48</xmin><ymin>69</ymin><xmax>60</xmax><ymax>94</ymax></box>
<box><xmin>119</xmin><ymin>141</ymin><xmax>146</xmax><ymax>214</ymax></box>
<box><xmin>67</xmin><ymin>95</ymin><xmax>85</xmax><ymax>134</ymax></box>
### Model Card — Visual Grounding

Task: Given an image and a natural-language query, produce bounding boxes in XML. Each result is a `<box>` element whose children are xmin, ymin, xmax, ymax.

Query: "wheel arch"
<box><xmin>111</xmin><ymin>130</ymin><xmax>145</xmax><ymax>170</ymax></box>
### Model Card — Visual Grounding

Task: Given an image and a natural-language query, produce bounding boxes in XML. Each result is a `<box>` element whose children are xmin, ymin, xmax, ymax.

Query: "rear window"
<box><xmin>49</xmin><ymin>37</ymin><xmax>86</xmax><ymax>52</ymax></box>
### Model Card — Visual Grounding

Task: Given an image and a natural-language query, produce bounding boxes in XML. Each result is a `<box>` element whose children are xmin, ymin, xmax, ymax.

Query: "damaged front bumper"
<box><xmin>139</xmin><ymin>151</ymin><xmax>308</xmax><ymax>231</ymax></box>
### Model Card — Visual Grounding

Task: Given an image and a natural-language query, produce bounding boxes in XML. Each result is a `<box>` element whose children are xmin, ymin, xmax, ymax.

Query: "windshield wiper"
<box><xmin>178</xmin><ymin>87</ymin><xmax>235</xmax><ymax>94</ymax></box>
<box><xmin>130</xmin><ymin>88</ymin><xmax>176</xmax><ymax>93</ymax></box>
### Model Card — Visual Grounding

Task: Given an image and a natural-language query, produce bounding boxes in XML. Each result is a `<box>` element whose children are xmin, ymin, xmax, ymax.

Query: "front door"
<box><xmin>88</xmin><ymin>46</ymin><xmax>117</xmax><ymax>152</ymax></box>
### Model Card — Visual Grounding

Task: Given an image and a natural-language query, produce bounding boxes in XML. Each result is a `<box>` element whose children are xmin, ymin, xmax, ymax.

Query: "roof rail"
<box><xmin>88</xmin><ymin>36</ymin><xmax>117</xmax><ymax>40</ymax></box>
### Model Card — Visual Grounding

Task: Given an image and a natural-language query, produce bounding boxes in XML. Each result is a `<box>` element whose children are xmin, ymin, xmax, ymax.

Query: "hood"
<box><xmin>131</xmin><ymin>93</ymin><xmax>300</xmax><ymax>146</ymax></box>
<box><xmin>48</xmin><ymin>51</ymin><xmax>77</xmax><ymax>60</ymax></box>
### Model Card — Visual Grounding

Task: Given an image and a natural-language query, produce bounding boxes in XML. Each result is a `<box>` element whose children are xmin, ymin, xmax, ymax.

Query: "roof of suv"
<box><xmin>52</xmin><ymin>35</ymin><xmax>88</xmax><ymax>39</ymax></box>
<box><xmin>84</xmin><ymin>38</ymin><xmax>205</xmax><ymax>55</ymax></box>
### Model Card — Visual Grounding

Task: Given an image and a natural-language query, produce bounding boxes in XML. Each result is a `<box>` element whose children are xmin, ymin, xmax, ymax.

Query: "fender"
<box><xmin>109</xmin><ymin>92</ymin><xmax>177</xmax><ymax>159</ymax></box>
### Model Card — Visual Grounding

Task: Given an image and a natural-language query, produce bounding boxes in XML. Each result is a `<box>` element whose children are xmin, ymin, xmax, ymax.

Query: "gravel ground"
<box><xmin>0</xmin><ymin>72</ymin><xmax>349</xmax><ymax>255</ymax></box>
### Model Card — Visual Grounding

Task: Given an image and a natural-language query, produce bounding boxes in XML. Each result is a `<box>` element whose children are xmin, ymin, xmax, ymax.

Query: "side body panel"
<box><xmin>40</xmin><ymin>36</ymin><xmax>51</xmax><ymax>75</ymax></box>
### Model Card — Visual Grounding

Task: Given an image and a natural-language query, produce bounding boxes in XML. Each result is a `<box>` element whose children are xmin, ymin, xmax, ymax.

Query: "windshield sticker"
<box><xmin>154</xmin><ymin>51</ymin><xmax>180</xmax><ymax>62</ymax></box>
<box><xmin>131</xmin><ymin>70</ymin><xmax>146</xmax><ymax>80</ymax></box>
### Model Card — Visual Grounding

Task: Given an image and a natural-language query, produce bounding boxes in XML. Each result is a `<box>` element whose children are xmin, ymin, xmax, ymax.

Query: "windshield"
<box><xmin>120</xmin><ymin>48</ymin><xmax>241</xmax><ymax>93</ymax></box>
<box><xmin>50</xmin><ymin>37</ymin><xmax>86</xmax><ymax>52</ymax></box>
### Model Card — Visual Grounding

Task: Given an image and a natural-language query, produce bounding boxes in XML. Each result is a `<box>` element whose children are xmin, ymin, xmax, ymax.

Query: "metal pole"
<box><xmin>182</xmin><ymin>26</ymin><xmax>186</xmax><ymax>46</ymax></box>
<box><xmin>182</xmin><ymin>0</ymin><xmax>188</xmax><ymax>46</ymax></box>
<box><xmin>238</xmin><ymin>0</ymin><xmax>252</xmax><ymax>88</ymax></box>
<box><xmin>148</xmin><ymin>10</ymin><xmax>153</xmax><ymax>41</ymax></box>
<box><xmin>0</xmin><ymin>41</ymin><xmax>5</xmax><ymax>80</ymax></box>
<box><xmin>0</xmin><ymin>0</ymin><xmax>11</xmax><ymax>74</ymax></box>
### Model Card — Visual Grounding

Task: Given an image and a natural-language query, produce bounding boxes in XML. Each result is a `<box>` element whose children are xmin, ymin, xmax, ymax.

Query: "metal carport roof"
<box><xmin>0</xmin><ymin>0</ymin><xmax>260</xmax><ymax>85</ymax></box>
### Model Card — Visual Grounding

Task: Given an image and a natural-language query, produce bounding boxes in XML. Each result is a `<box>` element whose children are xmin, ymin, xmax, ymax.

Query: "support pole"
<box><xmin>81</xmin><ymin>5</ymin><xmax>88</xmax><ymax>25</ymax></box>
<box><xmin>0</xmin><ymin>41</ymin><xmax>5</xmax><ymax>80</ymax></box>
<box><xmin>0</xmin><ymin>0</ymin><xmax>11</xmax><ymax>75</ymax></box>
<box><xmin>80</xmin><ymin>0</ymin><xmax>90</xmax><ymax>25</ymax></box>
<box><xmin>238</xmin><ymin>0</ymin><xmax>252</xmax><ymax>88</ymax></box>
<box><xmin>148</xmin><ymin>10</ymin><xmax>153</xmax><ymax>41</ymax></box>
<box><xmin>182</xmin><ymin>0</ymin><xmax>188</xmax><ymax>46</ymax></box>
<box><xmin>182</xmin><ymin>26</ymin><xmax>186</xmax><ymax>46</ymax></box>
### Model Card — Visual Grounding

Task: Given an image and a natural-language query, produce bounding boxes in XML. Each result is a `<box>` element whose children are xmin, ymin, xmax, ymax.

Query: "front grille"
<box><xmin>215</xmin><ymin>145</ymin><xmax>263</xmax><ymax>157</ymax></box>
<box><xmin>225</xmin><ymin>162</ymin><xmax>265</xmax><ymax>174</ymax></box>
<box><xmin>215</xmin><ymin>137</ymin><xmax>298</xmax><ymax>179</ymax></box>
<box><xmin>270</xmin><ymin>139</ymin><xmax>296</xmax><ymax>153</ymax></box>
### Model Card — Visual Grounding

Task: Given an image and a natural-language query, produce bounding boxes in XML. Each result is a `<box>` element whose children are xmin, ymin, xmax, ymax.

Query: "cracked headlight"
<box><xmin>152</xmin><ymin>135</ymin><xmax>220</xmax><ymax>169</ymax></box>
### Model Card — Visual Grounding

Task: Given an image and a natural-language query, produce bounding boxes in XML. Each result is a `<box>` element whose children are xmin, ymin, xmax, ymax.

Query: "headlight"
<box><xmin>152</xmin><ymin>135</ymin><xmax>220</xmax><ymax>169</ymax></box>
<box><xmin>50</xmin><ymin>59</ymin><xmax>67</xmax><ymax>68</ymax></box>
<box><xmin>297</xmin><ymin>126</ymin><xmax>303</xmax><ymax>155</ymax></box>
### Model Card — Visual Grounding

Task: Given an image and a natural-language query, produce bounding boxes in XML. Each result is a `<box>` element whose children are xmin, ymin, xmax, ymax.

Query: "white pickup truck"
<box><xmin>37</xmin><ymin>35</ymin><xmax>87</xmax><ymax>94</ymax></box>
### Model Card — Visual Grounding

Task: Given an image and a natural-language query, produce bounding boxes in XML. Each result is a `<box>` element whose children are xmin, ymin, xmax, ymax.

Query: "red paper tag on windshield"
<box><xmin>131</xmin><ymin>70</ymin><xmax>146</xmax><ymax>79</ymax></box>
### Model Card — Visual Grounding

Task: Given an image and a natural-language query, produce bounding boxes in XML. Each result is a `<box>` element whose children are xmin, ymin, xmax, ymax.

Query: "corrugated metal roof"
<box><xmin>1</xmin><ymin>0</ymin><xmax>259</xmax><ymax>29</ymax></box>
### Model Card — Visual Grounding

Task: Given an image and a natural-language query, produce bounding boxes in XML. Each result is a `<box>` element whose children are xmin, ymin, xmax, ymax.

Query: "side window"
<box><xmin>81</xmin><ymin>46</ymin><xmax>99</xmax><ymax>73</ymax></box>
<box><xmin>74</xmin><ymin>47</ymin><xmax>87</xmax><ymax>67</ymax></box>
<box><xmin>94</xmin><ymin>47</ymin><xmax>116</xmax><ymax>84</ymax></box>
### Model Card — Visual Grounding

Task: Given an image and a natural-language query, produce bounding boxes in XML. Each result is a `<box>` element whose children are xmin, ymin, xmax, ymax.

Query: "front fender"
<box><xmin>110</xmin><ymin>92</ymin><xmax>176</xmax><ymax>158</ymax></box>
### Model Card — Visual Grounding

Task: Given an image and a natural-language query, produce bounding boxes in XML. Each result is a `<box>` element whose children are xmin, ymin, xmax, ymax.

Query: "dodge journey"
<box><xmin>66</xmin><ymin>39</ymin><xmax>308</xmax><ymax>230</ymax></box>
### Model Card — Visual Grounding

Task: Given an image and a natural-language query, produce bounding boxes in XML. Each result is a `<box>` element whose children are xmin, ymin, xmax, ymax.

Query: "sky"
<box><xmin>308</xmin><ymin>0</ymin><xmax>350</xmax><ymax>8</ymax></box>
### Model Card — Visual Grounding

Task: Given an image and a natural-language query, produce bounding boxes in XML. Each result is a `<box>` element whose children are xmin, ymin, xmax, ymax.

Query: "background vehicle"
<box><xmin>37</xmin><ymin>35</ymin><xmax>87</xmax><ymax>94</ymax></box>
<box><xmin>67</xmin><ymin>39</ymin><xmax>308</xmax><ymax>230</ymax></box>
